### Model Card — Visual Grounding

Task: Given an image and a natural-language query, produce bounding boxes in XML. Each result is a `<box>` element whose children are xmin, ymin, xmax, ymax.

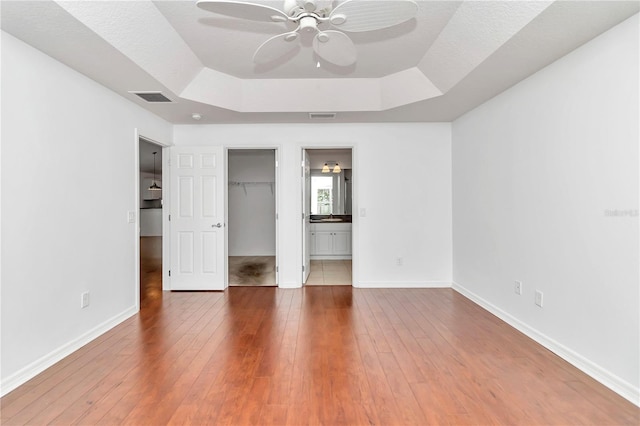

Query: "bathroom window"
<box><xmin>311</xmin><ymin>175</ymin><xmax>335</xmax><ymax>214</ymax></box>
<box><xmin>316</xmin><ymin>188</ymin><xmax>332</xmax><ymax>214</ymax></box>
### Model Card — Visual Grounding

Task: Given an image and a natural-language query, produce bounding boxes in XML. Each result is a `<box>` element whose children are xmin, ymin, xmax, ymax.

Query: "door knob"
<box><xmin>212</xmin><ymin>223</ymin><xmax>222</xmax><ymax>228</ymax></box>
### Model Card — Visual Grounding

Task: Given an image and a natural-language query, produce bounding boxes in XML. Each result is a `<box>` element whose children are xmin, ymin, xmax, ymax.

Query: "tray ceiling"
<box><xmin>1</xmin><ymin>0</ymin><xmax>638</xmax><ymax>123</ymax></box>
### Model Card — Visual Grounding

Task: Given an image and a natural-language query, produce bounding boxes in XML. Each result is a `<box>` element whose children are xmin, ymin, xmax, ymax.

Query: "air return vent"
<box><xmin>309</xmin><ymin>112</ymin><xmax>336</xmax><ymax>120</ymax></box>
<box><xmin>130</xmin><ymin>91</ymin><xmax>172</xmax><ymax>103</ymax></box>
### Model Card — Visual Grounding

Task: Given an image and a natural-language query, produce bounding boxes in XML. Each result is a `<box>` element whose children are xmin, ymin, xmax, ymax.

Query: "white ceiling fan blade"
<box><xmin>312</xmin><ymin>30</ymin><xmax>357</xmax><ymax>67</ymax></box>
<box><xmin>253</xmin><ymin>32</ymin><xmax>300</xmax><ymax>64</ymax></box>
<box><xmin>196</xmin><ymin>0</ymin><xmax>289</xmax><ymax>23</ymax></box>
<box><xmin>329</xmin><ymin>0</ymin><xmax>418</xmax><ymax>33</ymax></box>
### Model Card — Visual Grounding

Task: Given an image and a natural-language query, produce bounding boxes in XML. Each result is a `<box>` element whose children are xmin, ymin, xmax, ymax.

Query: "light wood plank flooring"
<box><xmin>140</xmin><ymin>236</ymin><xmax>162</xmax><ymax>304</ymax></box>
<box><xmin>1</xmin><ymin>253</ymin><xmax>638</xmax><ymax>424</ymax></box>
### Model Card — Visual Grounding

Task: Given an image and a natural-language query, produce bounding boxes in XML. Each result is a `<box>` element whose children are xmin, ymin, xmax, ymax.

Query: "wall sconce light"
<box><xmin>322</xmin><ymin>161</ymin><xmax>341</xmax><ymax>173</ymax></box>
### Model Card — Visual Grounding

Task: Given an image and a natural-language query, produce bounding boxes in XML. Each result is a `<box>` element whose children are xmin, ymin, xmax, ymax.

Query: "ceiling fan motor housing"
<box><xmin>299</xmin><ymin>15</ymin><xmax>318</xmax><ymax>33</ymax></box>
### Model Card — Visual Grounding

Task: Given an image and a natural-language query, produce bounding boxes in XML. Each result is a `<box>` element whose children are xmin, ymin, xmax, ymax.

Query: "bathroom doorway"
<box><xmin>303</xmin><ymin>148</ymin><xmax>353</xmax><ymax>286</ymax></box>
<box><xmin>227</xmin><ymin>149</ymin><xmax>278</xmax><ymax>286</ymax></box>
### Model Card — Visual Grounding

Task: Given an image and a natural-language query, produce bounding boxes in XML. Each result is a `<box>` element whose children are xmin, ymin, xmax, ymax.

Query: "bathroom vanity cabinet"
<box><xmin>310</xmin><ymin>223</ymin><xmax>352</xmax><ymax>259</ymax></box>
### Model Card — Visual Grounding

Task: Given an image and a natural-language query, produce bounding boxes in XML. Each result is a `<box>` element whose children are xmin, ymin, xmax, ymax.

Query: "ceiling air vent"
<box><xmin>131</xmin><ymin>91</ymin><xmax>172</xmax><ymax>103</ymax></box>
<box><xmin>309</xmin><ymin>112</ymin><xmax>336</xmax><ymax>120</ymax></box>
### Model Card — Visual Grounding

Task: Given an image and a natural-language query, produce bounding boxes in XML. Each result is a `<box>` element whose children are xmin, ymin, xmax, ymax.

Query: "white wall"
<box><xmin>452</xmin><ymin>14</ymin><xmax>639</xmax><ymax>403</ymax></box>
<box><xmin>228</xmin><ymin>150</ymin><xmax>276</xmax><ymax>256</ymax></box>
<box><xmin>173</xmin><ymin>123</ymin><xmax>452</xmax><ymax>289</ymax></box>
<box><xmin>307</xmin><ymin>150</ymin><xmax>352</xmax><ymax>169</ymax></box>
<box><xmin>1</xmin><ymin>32</ymin><xmax>172</xmax><ymax>394</ymax></box>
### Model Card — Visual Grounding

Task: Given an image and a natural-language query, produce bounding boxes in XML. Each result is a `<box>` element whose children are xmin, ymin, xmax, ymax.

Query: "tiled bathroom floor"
<box><xmin>305</xmin><ymin>260</ymin><xmax>352</xmax><ymax>286</ymax></box>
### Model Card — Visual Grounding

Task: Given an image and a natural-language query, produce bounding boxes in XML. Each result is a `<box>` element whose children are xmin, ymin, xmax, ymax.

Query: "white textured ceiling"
<box><xmin>1</xmin><ymin>1</ymin><xmax>638</xmax><ymax>123</ymax></box>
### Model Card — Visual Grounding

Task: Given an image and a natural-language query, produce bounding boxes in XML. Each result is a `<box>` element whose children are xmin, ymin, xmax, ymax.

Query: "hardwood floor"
<box><xmin>2</xmin><ymin>268</ymin><xmax>638</xmax><ymax>424</ymax></box>
<box><xmin>140</xmin><ymin>236</ymin><xmax>162</xmax><ymax>304</ymax></box>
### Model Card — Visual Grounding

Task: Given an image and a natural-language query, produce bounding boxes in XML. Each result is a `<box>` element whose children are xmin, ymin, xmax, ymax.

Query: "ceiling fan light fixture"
<box><xmin>322</xmin><ymin>163</ymin><xmax>330</xmax><ymax>173</ymax></box>
<box><xmin>317</xmin><ymin>32</ymin><xmax>330</xmax><ymax>43</ymax></box>
<box><xmin>197</xmin><ymin>0</ymin><xmax>419</xmax><ymax>67</ymax></box>
<box><xmin>330</xmin><ymin>14</ymin><xmax>346</xmax><ymax>25</ymax></box>
<box><xmin>303</xmin><ymin>0</ymin><xmax>316</xmax><ymax>12</ymax></box>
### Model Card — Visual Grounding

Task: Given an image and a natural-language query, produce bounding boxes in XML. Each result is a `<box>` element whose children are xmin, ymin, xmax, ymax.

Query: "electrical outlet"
<box><xmin>81</xmin><ymin>291</ymin><xmax>90</xmax><ymax>309</ymax></box>
<box><xmin>396</xmin><ymin>257</ymin><xmax>403</xmax><ymax>266</ymax></box>
<box><xmin>127</xmin><ymin>211</ymin><xmax>136</xmax><ymax>223</ymax></box>
<box><xmin>535</xmin><ymin>290</ymin><xmax>543</xmax><ymax>307</ymax></box>
<box><xmin>514</xmin><ymin>281</ymin><xmax>522</xmax><ymax>295</ymax></box>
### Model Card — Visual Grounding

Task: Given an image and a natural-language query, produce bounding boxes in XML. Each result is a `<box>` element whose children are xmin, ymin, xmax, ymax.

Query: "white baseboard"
<box><xmin>0</xmin><ymin>306</ymin><xmax>138</xmax><ymax>397</ymax></box>
<box><xmin>310</xmin><ymin>256</ymin><xmax>353</xmax><ymax>260</ymax></box>
<box><xmin>355</xmin><ymin>280</ymin><xmax>451</xmax><ymax>288</ymax></box>
<box><xmin>452</xmin><ymin>282</ymin><xmax>640</xmax><ymax>407</ymax></box>
<box><xmin>278</xmin><ymin>281</ymin><xmax>301</xmax><ymax>289</ymax></box>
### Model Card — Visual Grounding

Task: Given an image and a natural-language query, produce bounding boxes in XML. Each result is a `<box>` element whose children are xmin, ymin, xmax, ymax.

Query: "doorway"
<box><xmin>139</xmin><ymin>138</ymin><xmax>164</xmax><ymax>303</ymax></box>
<box><xmin>227</xmin><ymin>149</ymin><xmax>278</xmax><ymax>286</ymax></box>
<box><xmin>303</xmin><ymin>148</ymin><xmax>353</xmax><ymax>286</ymax></box>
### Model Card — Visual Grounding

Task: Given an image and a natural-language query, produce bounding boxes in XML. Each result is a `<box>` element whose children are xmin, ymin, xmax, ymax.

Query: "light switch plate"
<box><xmin>127</xmin><ymin>211</ymin><xmax>136</xmax><ymax>223</ymax></box>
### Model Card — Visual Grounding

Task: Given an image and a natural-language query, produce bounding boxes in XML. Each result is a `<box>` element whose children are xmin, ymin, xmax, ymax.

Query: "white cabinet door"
<box><xmin>170</xmin><ymin>146</ymin><xmax>225</xmax><ymax>290</ymax></box>
<box><xmin>309</xmin><ymin>231</ymin><xmax>317</xmax><ymax>256</ymax></box>
<box><xmin>314</xmin><ymin>231</ymin><xmax>333</xmax><ymax>255</ymax></box>
<box><xmin>332</xmin><ymin>231</ymin><xmax>351</xmax><ymax>255</ymax></box>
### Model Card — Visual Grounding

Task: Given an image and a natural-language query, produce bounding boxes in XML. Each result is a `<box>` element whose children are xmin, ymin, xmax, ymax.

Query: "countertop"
<box><xmin>310</xmin><ymin>215</ymin><xmax>352</xmax><ymax>223</ymax></box>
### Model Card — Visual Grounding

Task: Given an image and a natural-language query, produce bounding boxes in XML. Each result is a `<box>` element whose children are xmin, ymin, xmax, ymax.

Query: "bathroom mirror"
<box><xmin>306</xmin><ymin>148</ymin><xmax>353</xmax><ymax>216</ymax></box>
<box><xmin>310</xmin><ymin>169</ymin><xmax>352</xmax><ymax>215</ymax></box>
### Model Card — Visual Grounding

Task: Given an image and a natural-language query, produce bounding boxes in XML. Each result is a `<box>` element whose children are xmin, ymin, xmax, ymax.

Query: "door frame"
<box><xmin>134</xmin><ymin>130</ymin><xmax>171</xmax><ymax>310</ymax></box>
<box><xmin>301</xmin><ymin>146</ymin><xmax>357</xmax><ymax>287</ymax></box>
<box><xmin>225</xmin><ymin>146</ymin><xmax>281</xmax><ymax>286</ymax></box>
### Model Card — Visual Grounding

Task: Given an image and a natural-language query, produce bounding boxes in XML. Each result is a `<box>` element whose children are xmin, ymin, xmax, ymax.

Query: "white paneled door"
<box><xmin>170</xmin><ymin>146</ymin><xmax>225</xmax><ymax>290</ymax></box>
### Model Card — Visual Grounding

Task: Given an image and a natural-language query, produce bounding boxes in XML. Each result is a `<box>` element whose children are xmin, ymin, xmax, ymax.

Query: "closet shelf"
<box><xmin>228</xmin><ymin>181</ymin><xmax>275</xmax><ymax>195</ymax></box>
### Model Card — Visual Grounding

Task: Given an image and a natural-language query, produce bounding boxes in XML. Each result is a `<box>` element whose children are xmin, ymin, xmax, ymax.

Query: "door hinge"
<box><xmin>168</xmin><ymin>214</ymin><xmax>171</xmax><ymax>221</ymax></box>
<box><xmin>168</xmin><ymin>270</ymin><xmax>171</xmax><ymax>277</ymax></box>
<box><xmin>275</xmin><ymin>160</ymin><xmax>279</xmax><ymax>168</ymax></box>
<box><xmin>276</xmin><ymin>213</ymin><xmax>279</xmax><ymax>220</ymax></box>
<box><xmin>302</xmin><ymin>265</ymin><xmax>305</xmax><ymax>272</ymax></box>
<box><xmin>276</xmin><ymin>266</ymin><xmax>279</xmax><ymax>273</ymax></box>
<box><xmin>302</xmin><ymin>213</ymin><xmax>305</xmax><ymax>220</ymax></box>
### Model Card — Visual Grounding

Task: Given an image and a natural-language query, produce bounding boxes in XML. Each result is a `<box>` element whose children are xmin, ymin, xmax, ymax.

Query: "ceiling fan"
<box><xmin>196</xmin><ymin>0</ymin><xmax>418</xmax><ymax>67</ymax></box>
